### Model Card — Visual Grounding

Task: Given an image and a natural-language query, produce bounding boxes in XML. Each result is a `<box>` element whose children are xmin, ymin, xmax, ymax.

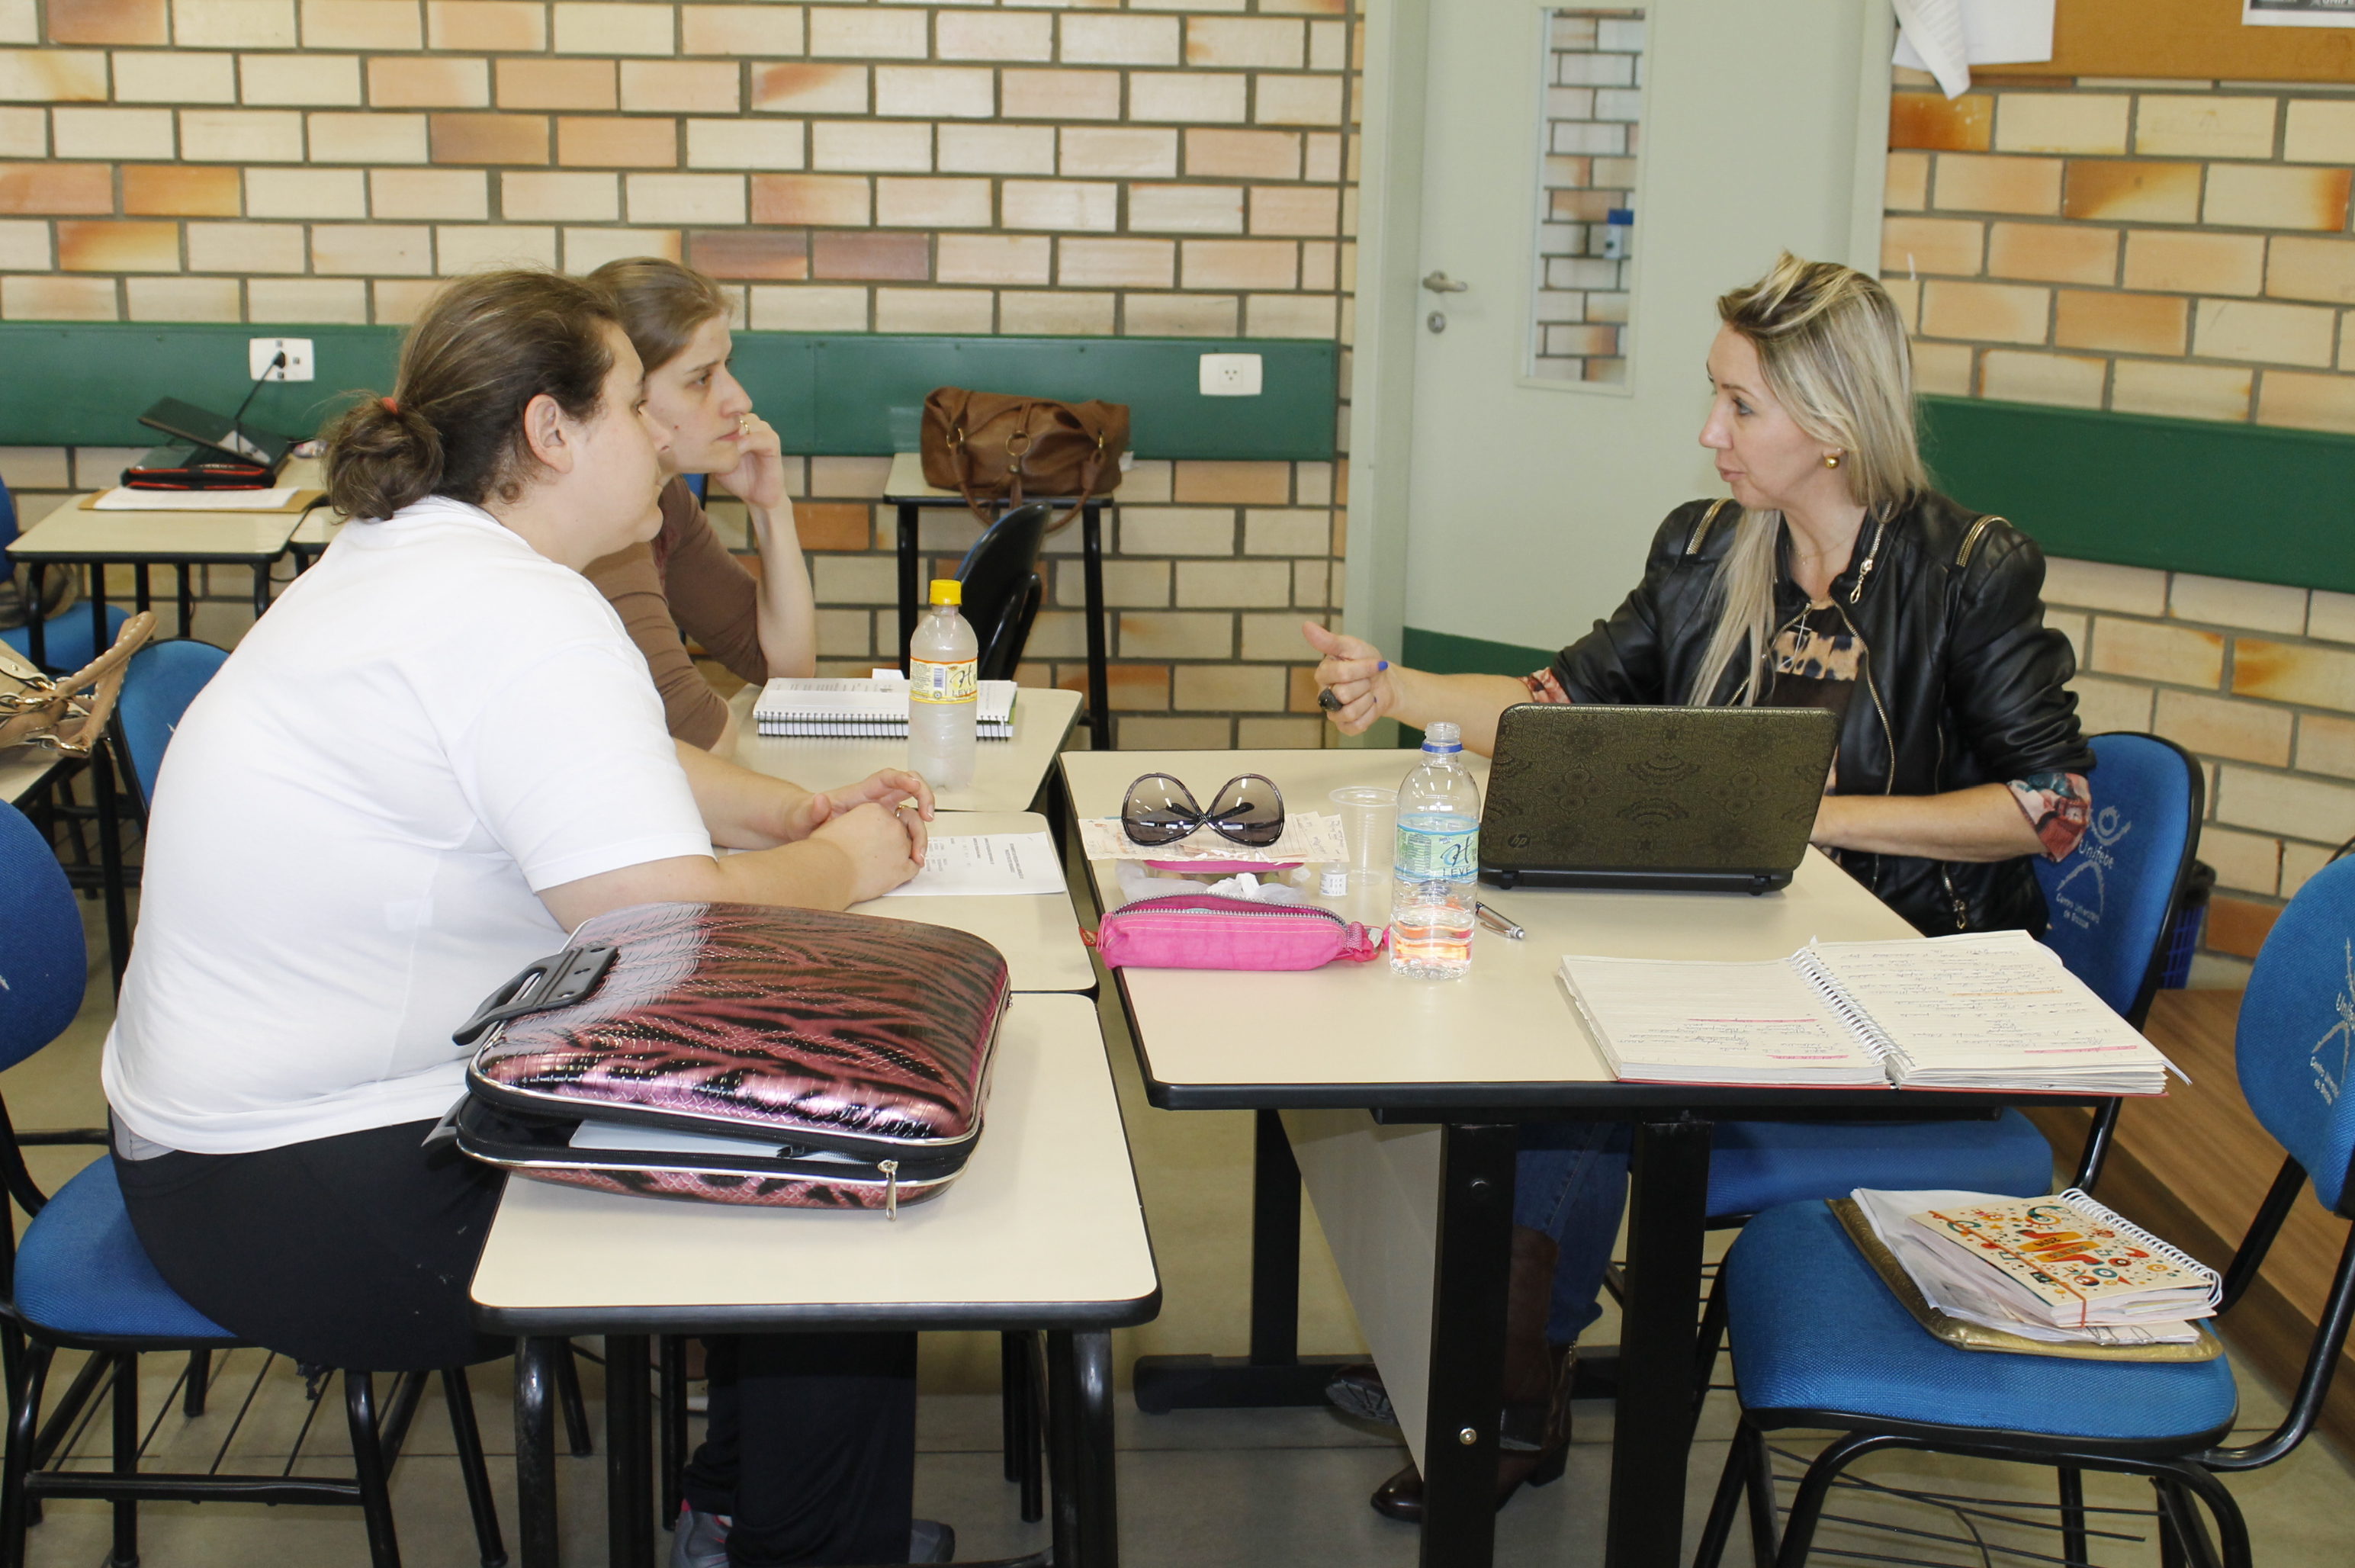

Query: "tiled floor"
<box><xmin>9</xmin><ymin>893</ymin><xmax>2351</xmax><ymax>1566</ymax></box>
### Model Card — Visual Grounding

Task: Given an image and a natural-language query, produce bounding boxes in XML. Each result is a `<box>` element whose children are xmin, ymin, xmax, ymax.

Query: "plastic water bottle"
<box><xmin>1391</xmin><ymin>721</ymin><xmax>1483</xmax><ymax>979</ymax></box>
<box><xmin>908</xmin><ymin>578</ymin><xmax>978</xmax><ymax>791</ymax></box>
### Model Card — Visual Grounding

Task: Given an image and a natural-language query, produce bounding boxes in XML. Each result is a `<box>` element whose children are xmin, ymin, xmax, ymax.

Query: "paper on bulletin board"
<box><xmin>1893</xmin><ymin>0</ymin><xmax>2055</xmax><ymax>98</ymax></box>
<box><xmin>1078</xmin><ymin>812</ymin><xmax>1346</xmax><ymax>865</ymax></box>
<box><xmin>2244</xmin><ymin>0</ymin><xmax>2355</xmax><ymax>27</ymax></box>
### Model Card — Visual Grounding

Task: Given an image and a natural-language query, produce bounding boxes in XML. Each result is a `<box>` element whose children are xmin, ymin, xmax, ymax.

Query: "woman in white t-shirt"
<box><xmin>104</xmin><ymin>270</ymin><xmax>946</xmax><ymax>1564</ymax></box>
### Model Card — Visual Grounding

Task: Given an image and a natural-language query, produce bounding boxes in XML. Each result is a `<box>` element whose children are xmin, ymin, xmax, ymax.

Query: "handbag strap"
<box><xmin>0</xmin><ymin>610</ymin><xmax>156</xmax><ymax>757</ymax></box>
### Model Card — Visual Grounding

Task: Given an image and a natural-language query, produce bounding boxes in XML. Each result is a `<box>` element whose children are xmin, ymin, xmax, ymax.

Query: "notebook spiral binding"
<box><xmin>1791</xmin><ymin>948</ymin><xmax>1900</xmax><ymax>1065</ymax></box>
<box><xmin>2049</xmin><ymin>1187</ymin><xmax>2225</xmax><ymax>1306</ymax></box>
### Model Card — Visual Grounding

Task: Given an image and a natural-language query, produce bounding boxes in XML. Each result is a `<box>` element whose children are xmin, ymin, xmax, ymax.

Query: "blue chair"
<box><xmin>0</xmin><ymin>801</ymin><xmax>508</xmax><ymax>1568</ymax></box>
<box><xmin>1664</xmin><ymin>736</ymin><xmax>2203</xmax><ymax>1403</ymax></box>
<box><xmin>0</xmin><ymin>471</ymin><xmax>128</xmax><ymax>676</ymax></box>
<box><xmin>112</xmin><ymin>638</ymin><xmax>230</xmax><ymax>818</ymax></box>
<box><xmin>1697</xmin><ymin>850</ymin><xmax>2355</xmax><ymax>1568</ymax></box>
<box><xmin>1702</xmin><ymin>734</ymin><xmax>2203</xmax><ymax>1221</ymax></box>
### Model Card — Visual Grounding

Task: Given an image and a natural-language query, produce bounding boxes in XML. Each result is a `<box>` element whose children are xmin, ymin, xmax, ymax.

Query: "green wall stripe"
<box><xmin>1401</xmin><ymin>626</ymin><xmax>1553</xmax><ymax>676</ymax></box>
<box><xmin>1918</xmin><ymin>394</ymin><xmax>2355</xmax><ymax>595</ymax></box>
<box><xmin>0</xmin><ymin>323</ymin><xmax>1338</xmax><ymax>462</ymax></box>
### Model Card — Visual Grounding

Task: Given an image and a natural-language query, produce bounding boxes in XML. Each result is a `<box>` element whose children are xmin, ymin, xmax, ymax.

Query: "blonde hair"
<box><xmin>1686</xmin><ymin>252</ymin><xmax>1927</xmax><ymax>705</ymax></box>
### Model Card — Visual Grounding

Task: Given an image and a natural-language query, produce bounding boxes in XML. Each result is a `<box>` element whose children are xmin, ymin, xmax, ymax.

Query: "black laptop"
<box><xmin>1477</xmin><ymin>705</ymin><xmax>1839</xmax><ymax>894</ymax></box>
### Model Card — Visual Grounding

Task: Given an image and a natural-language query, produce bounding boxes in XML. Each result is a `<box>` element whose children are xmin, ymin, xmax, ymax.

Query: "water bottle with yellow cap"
<box><xmin>908</xmin><ymin>577</ymin><xmax>978</xmax><ymax>791</ymax></box>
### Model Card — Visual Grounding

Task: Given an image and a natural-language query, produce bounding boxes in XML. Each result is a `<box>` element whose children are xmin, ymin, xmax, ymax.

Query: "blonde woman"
<box><xmin>1303</xmin><ymin>254</ymin><xmax>2093</xmax><ymax>1521</ymax></box>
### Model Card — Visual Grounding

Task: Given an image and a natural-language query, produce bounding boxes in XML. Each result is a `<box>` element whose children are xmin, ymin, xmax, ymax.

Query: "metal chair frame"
<box><xmin>1694</xmin><ymin>1152</ymin><xmax>2355</xmax><ymax>1568</ymax></box>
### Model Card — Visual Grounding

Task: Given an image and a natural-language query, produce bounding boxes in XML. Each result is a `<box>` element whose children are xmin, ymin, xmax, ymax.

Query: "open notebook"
<box><xmin>753</xmin><ymin>675</ymin><xmax>1018</xmax><ymax>739</ymax></box>
<box><xmin>1557</xmin><ymin>930</ymin><xmax>2180</xmax><ymax>1094</ymax></box>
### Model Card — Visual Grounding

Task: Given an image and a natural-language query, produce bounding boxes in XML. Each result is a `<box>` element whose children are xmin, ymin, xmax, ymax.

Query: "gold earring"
<box><xmin>1823</xmin><ymin>451</ymin><xmax>1843</xmax><ymax>469</ymax></box>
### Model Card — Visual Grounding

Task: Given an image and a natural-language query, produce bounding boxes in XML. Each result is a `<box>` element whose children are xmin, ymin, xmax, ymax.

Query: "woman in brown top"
<box><xmin>585</xmin><ymin>257</ymin><xmax>818</xmax><ymax>749</ymax></box>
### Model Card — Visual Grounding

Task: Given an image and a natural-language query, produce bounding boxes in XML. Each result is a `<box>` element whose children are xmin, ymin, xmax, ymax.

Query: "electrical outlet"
<box><xmin>249</xmin><ymin>336</ymin><xmax>315</xmax><ymax>382</ymax></box>
<box><xmin>1198</xmin><ymin>352</ymin><xmax>1263</xmax><ymax>397</ymax></box>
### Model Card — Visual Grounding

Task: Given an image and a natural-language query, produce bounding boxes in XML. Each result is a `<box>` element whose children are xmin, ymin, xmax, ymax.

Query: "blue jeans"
<box><xmin>1514</xmin><ymin>1121</ymin><xmax>1632</xmax><ymax>1346</ymax></box>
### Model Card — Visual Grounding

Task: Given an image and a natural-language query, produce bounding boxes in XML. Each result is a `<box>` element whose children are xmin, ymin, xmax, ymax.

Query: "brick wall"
<box><xmin>0</xmin><ymin>0</ymin><xmax>1359</xmax><ymax>749</ymax></box>
<box><xmin>1884</xmin><ymin>67</ymin><xmax>2355</xmax><ymax>975</ymax></box>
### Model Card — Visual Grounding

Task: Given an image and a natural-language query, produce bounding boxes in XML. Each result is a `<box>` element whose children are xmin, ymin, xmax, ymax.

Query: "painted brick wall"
<box><xmin>0</xmin><ymin>0</ymin><xmax>1360</xmax><ymax>749</ymax></box>
<box><xmin>1884</xmin><ymin>66</ymin><xmax>2355</xmax><ymax>975</ymax></box>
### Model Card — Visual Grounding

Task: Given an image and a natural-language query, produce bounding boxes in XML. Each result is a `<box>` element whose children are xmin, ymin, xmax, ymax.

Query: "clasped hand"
<box><xmin>790</xmin><ymin>769</ymin><xmax>935</xmax><ymax>902</ymax></box>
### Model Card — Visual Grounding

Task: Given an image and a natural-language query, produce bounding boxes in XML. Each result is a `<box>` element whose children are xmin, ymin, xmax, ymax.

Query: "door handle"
<box><xmin>1421</xmin><ymin>272</ymin><xmax>1470</xmax><ymax>294</ymax></box>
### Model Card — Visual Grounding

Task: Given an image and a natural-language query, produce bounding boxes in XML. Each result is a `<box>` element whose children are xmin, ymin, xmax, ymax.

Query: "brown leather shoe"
<box><xmin>1369</xmin><ymin>1343</ymin><xmax>1576</xmax><ymax>1521</ymax></box>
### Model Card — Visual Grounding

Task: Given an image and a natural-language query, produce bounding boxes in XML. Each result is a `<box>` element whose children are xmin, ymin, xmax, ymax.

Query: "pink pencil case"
<box><xmin>1091</xmin><ymin>893</ymin><xmax>1383</xmax><ymax>971</ymax></box>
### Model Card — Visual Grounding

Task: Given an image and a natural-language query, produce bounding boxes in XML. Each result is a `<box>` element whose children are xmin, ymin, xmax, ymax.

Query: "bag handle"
<box><xmin>452</xmin><ymin>943</ymin><xmax>618</xmax><ymax>1046</ymax></box>
<box><xmin>0</xmin><ymin>610</ymin><xmax>156</xmax><ymax>757</ymax></box>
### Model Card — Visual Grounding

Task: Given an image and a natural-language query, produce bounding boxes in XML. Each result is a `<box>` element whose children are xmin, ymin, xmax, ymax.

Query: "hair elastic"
<box><xmin>381</xmin><ymin>396</ymin><xmax>398</xmax><ymax>413</ymax></box>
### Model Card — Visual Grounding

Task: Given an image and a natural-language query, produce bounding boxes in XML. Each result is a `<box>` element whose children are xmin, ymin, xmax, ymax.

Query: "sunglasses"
<box><xmin>1119</xmin><ymin>773</ymin><xmax>1287</xmax><ymax>849</ymax></box>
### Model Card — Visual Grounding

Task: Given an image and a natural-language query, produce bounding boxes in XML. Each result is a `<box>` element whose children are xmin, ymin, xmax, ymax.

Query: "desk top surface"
<box><xmin>726</xmin><ymin>682</ymin><xmax>1079</xmax><ymax>814</ymax></box>
<box><xmin>1059</xmin><ymin>747</ymin><xmax>1976</xmax><ymax>1113</ymax></box>
<box><xmin>847</xmin><ymin>810</ymin><xmax>1093</xmax><ymax>994</ymax></box>
<box><xmin>13</xmin><ymin>455</ymin><xmax>326</xmax><ymax>561</ymax></box>
<box><xmin>882</xmin><ymin>451</ymin><xmax>1103</xmax><ymax>505</ymax></box>
<box><xmin>468</xmin><ymin>993</ymin><xmax>1157</xmax><ymax>1333</ymax></box>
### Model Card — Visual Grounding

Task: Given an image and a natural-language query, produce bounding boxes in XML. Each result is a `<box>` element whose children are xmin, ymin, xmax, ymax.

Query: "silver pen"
<box><xmin>1475</xmin><ymin>901</ymin><xmax>1524</xmax><ymax>940</ymax></box>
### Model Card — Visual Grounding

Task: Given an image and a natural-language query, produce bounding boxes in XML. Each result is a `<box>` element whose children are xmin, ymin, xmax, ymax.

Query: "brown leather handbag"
<box><xmin>0</xmin><ymin>611</ymin><xmax>156</xmax><ymax>757</ymax></box>
<box><xmin>920</xmin><ymin>387</ymin><xmax>1129</xmax><ymax>531</ymax></box>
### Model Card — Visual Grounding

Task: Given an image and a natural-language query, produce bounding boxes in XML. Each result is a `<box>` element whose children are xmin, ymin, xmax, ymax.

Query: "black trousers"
<box><xmin>114</xmin><ymin>1117</ymin><xmax>510</xmax><ymax>1372</ymax></box>
<box><xmin>681</xmin><ymin>1333</ymin><xmax>918</xmax><ymax>1567</ymax></box>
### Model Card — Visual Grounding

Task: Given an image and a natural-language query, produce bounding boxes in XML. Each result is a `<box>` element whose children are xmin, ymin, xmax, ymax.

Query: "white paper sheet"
<box><xmin>2244</xmin><ymin>0</ymin><xmax>2355</xmax><ymax>27</ymax></box>
<box><xmin>1893</xmin><ymin>0</ymin><xmax>2054</xmax><ymax>98</ymax></box>
<box><xmin>878</xmin><ymin>831</ymin><xmax>1067</xmax><ymax>898</ymax></box>
<box><xmin>1078</xmin><ymin>812</ymin><xmax>1347</xmax><ymax>865</ymax></box>
<box><xmin>92</xmin><ymin>487</ymin><xmax>300</xmax><ymax>511</ymax></box>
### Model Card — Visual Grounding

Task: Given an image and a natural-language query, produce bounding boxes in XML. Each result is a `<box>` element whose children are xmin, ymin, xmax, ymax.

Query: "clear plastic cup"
<box><xmin>1329</xmin><ymin>786</ymin><xmax>1398</xmax><ymax>884</ymax></box>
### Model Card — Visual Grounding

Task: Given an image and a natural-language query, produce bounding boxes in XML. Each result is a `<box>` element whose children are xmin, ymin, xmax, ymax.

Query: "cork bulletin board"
<box><xmin>1990</xmin><ymin>0</ymin><xmax>2355</xmax><ymax>82</ymax></box>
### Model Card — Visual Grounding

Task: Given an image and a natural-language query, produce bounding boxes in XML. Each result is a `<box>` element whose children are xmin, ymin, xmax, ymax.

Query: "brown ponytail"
<box><xmin>323</xmin><ymin>269</ymin><xmax>621</xmax><ymax>522</ymax></box>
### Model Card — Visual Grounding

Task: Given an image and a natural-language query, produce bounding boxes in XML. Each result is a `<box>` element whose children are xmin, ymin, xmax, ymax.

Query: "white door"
<box><xmin>1346</xmin><ymin>0</ymin><xmax>1894</xmax><ymax>668</ymax></box>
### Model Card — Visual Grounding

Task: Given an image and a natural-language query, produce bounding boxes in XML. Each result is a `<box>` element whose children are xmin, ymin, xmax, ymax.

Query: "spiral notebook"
<box><xmin>753</xmin><ymin>675</ymin><xmax>1018</xmax><ymax>739</ymax></box>
<box><xmin>1557</xmin><ymin>929</ymin><xmax>2179</xmax><ymax>1094</ymax></box>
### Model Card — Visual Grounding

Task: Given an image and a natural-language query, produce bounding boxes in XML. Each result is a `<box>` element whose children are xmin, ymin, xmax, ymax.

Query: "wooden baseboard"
<box><xmin>2024</xmin><ymin>990</ymin><xmax>2355</xmax><ymax>1455</ymax></box>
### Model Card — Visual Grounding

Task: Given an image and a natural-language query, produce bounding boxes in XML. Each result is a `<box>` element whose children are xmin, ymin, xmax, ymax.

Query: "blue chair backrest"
<box><xmin>0</xmin><ymin>803</ymin><xmax>87</xmax><ymax>1075</ymax></box>
<box><xmin>2238</xmin><ymin>854</ymin><xmax>2355</xmax><ymax>1215</ymax></box>
<box><xmin>116</xmin><ymin>639</ymin><xmax>230</xmax><ymax>815</ymax></box>
<box><xmin>683</xmin><ymin>473</ymin><xmax>708</xmax><ymax>503</ymax></box>
<box><xmin>0</xmin><ymin>471</ymin><xmax>16</xmax><ymax>551</ymax></box>
<box><xmin>2032</xmin><ymin>732</ymin><xmax>2200</xmax><ymax>1025</ymax></box>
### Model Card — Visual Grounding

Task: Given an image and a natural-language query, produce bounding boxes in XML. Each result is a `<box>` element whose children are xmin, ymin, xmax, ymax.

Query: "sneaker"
<box><xmin>1323</xmin><ymin>1364</ymin><xmax>1396</xmax><ymax>1428</ymax></box>
<box><xmin>669</xmin><ymin>1504</ymin><xmax>730</xmax><ymax>1568</ymax></box>
<box><xmin>910</xmin><ymin>1519</ymin><xmax>956</xmax><ymax>1563</ymax></box>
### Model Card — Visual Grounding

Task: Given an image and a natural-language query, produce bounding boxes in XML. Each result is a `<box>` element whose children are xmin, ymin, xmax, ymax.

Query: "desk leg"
<box><xmin>92</xmin><ymin>743</ymin><xmax>129</xmax><ymax>994</ymax></box>
<box><xmin>1046</xmin><ymin>1329</ymin><xmax>1118</xmax><ymax>1568</ymax></box>
<box><xmin>1132</xmin><ymin>1110</ymin><xmax>1357</xmax><ymax>1412</ymax></box>
<box><xmin>252</xmin><ymin>561</ymin><xmax>272</xmax><ymax>627</ymax></box>
<box><xmin>24</xmin><ymin>564</ymin><xmax>45</xmax><ymax>670</ymax></box>
<box><xmin>1080</xmin><ymin>505</ymin><xmax>1109</xmax><ymax>750</ymax></box>
<box><xmin>1418</xmin><ymin>1123</ymin><xmax>1516</xmax><ymax>1568</ymax></box>
<box><xmin>88</xmin><ymin>564</ymin><xmax>106</xmax><ymax>664</ymax></box>
<box><xmin>606</xmin><ymin>1334</ymin><xmax>654</xmax><ymax>1568</ymax></box>
<box><xmin>897</xmin><ymin>504</ymin><xmax>919</xmax><ymax>677</ymax></box>
<box><xmin>133</xmin><ymin>564</ymin><xmax>150</xmax><ymax>619</ymax></box>
<box><xmin>177</xmin><ymin>561</ymin><xmax>194</xmax><ymax>637</ymax></box>
<box><xmin>514</xmin><ymin>1337</ymin><xmax>560</xmax><ymax>1568</ymax></box>
<box><xmin>1604</xmin><ymin>1119</ymin><xmax>1714</xmax><ymax>1568</ymax></box>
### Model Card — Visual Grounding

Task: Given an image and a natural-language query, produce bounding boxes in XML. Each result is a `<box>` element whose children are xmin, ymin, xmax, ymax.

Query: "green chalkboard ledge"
<box><xmin>1918</xmin><ymin>394</ymin><xmax>2355</xmax><ymax>597</ymax></box>
<box><xmin>0</xmin><ymin>323</ymin><xmax>1339</xmax><ymax>464</ymax></box>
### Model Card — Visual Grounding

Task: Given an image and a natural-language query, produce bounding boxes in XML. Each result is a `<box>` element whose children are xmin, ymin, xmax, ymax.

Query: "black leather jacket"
<box><xmin>1550</xmin><ymin>491</ymin><xmax>2093</xmax><ymax>936</ymax></box>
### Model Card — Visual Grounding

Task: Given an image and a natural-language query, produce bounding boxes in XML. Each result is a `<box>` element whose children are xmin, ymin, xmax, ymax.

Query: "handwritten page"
<box><xmin>878</xmin><ymin>831</ymin><xmax>1067</xmax><ymax>898</ymax></box>
<box><xmin>1557</xmin><ymin>955</ymin><xmax>1888</xmax><ymax>1086</ymax></box>
<box><xmin>1804</xmin><ymin>931</ymin><xmax>2177</xmax><ymax>1091</ymax></box>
